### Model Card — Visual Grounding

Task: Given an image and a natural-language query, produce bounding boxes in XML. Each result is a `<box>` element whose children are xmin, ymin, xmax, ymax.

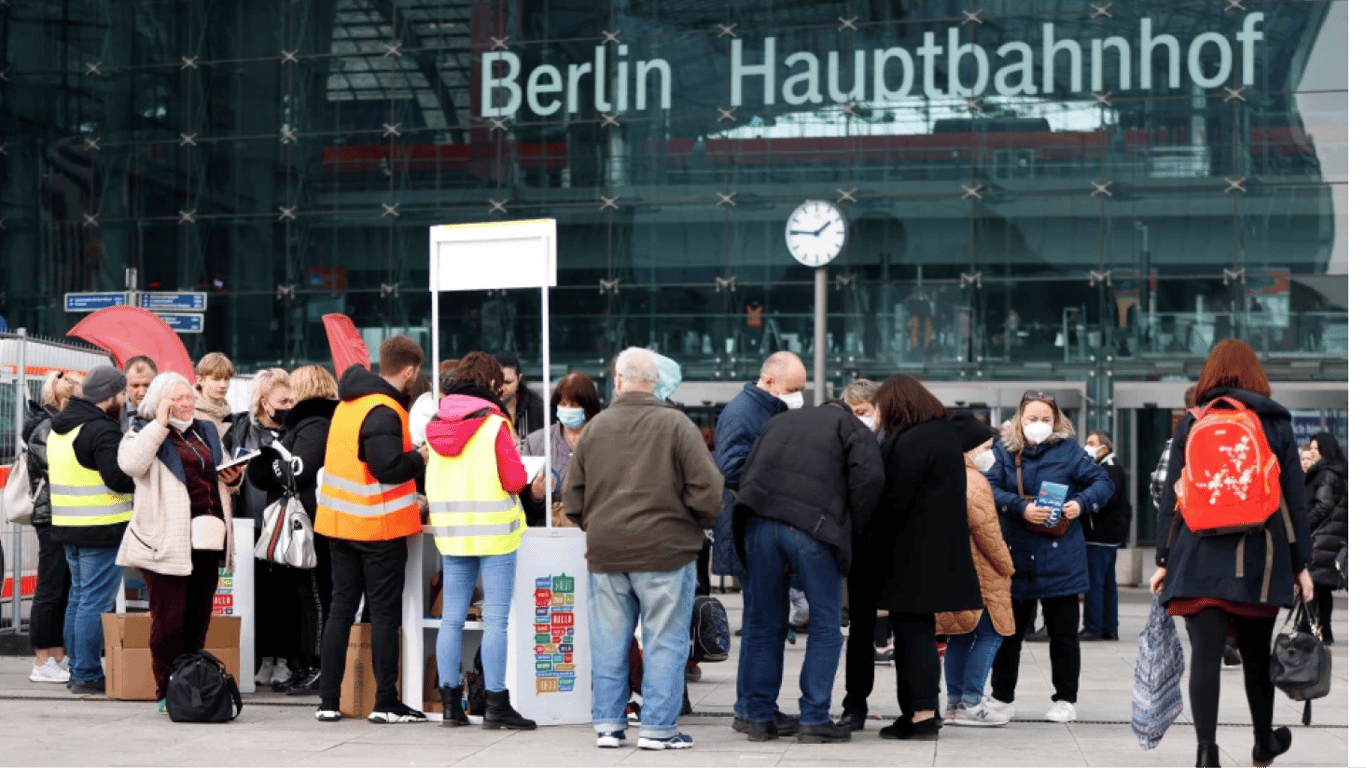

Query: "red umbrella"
<box><xmin>68</xmin><ymin>306</ymin><xmax>195</xmax><ymax>380</ymax></box>
<box><xmin>322</xmin><ymin>314</ymin><xmax>371</xmax><ymax>377</ymax></box>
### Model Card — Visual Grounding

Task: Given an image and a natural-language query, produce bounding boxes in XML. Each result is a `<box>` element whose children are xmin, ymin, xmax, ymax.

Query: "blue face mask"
<box><xmin>557</xmin><ymin>406</ymin><xmax>586</xmax><ymax>429</ymax></box>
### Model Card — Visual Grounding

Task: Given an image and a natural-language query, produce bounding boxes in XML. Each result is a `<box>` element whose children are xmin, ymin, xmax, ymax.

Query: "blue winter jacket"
<box><xmin>710</xmin><ymin>383</ymin><xmax>788</xmax><ymax>576</ymax></box>
<box><xmin>985</xmin><ymin>424</ymin><xmax>1115</xmax><ymax>600</ymax></box>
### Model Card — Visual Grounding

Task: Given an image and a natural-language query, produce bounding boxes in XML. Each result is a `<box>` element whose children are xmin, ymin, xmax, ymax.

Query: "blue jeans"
<box><xmin>63</xmin><ymin>545</ymin><xmax>121</xmax><ymax>683</ymax></box>
<box><xmin>436</xmin><ymin>551</ymin><xmax>517</xmax><ymax>692</ymax></box>
<box><xmin>944</xmin><ymin>612</ymin><xmax>1005</xmax><ymax>707</ymax></box>
<box><xmin>589</xmin><ymin>562</ymin><xmax>694</xmax><ymax>740</ymax></box>
<box><xmin>739</xmin><ymin>517</ymin><xmax>844</xmax><ymax>726</ymax></box>
<box><xmin>1083</xmin><ymin>545</ymin><xmax>1119</xmax><ymax>636</ymax></box>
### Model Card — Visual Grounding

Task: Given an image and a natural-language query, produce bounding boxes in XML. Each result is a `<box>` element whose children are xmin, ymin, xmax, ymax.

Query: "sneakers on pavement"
<box><xmin>948</xmin><ymin>703</ymin><xmax>1009</xmax><ymax>727</ymax></box>
<box><xmin>597</xmin><ymin>730</ymin><xmax>627</xmax><ymax>748</ymax></box>
<box><xmin>1044</xmin><ymin>700</ymin><xmax>1077</xmax><ymax>723</ymax></box>
<box><xmin>255</xmin><ymin>657</ymin><xmax>276</xmax><ymax>686</ymax></box>
<box><xmin>368</xmin><ymin>702</ymin><xmax>429</xmax><ymax>724</ymax></box>
<box><xmin>269</xmin><ymin>658</ymin><xmax>293</xmax><ymax>687</ymax></box>
<box><xmin>69</xmin><ymin>677</ymin><xmax>106</xmax><ymax>695</ymax></box>
<box><xmin>30</xmin><ymin>658</ymin><xmax>71</xmax><ymax>683</ymax></box>
<box><xmin>316</xmin><ymin>708</ymin><xmax>342</xmax><ymax>722</ymax></box>
<box><xmin>981</xmin><ymin>695</ymin><xmax>1015</xmax><ymax>719</ymax></box>
<box><xmin>638</xmin><ymin>733</ymin><xmax>693</xmax><ymax>750</ymax></box>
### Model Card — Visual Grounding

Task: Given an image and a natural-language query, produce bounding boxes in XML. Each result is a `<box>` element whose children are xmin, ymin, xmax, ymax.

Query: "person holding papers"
<box><xmin>520</xmin><ymin>373</ymin><xmax>602</xmax><ymax>528</ymax></box>
<box><xmin>426</xmin><ymin>351</ymin><xmax>536</xmax><ymax>731</ymax></box>
<box><xmin>981</xmin><ymin>391</ymin><xmax>1113</xmax><ymax>725</ymax></box>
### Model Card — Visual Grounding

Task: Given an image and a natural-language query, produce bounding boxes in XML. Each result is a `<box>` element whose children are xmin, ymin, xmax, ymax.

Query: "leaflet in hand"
<box><xmin>1038</xmin><ymin>481</ymin><xmax>1069</xmax><ymax>528</ymax></box>
<box><xmin>216</xmin><ymin>448</ymin><xmax>260</xmax><ymax>473</ymax></box>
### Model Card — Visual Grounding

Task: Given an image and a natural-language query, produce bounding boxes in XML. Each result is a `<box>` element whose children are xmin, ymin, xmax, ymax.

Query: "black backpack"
<box><xmin>690</xmin><ymin>596</ymin><xmax>730</xmax><ymax>662</ymax></box>
<box><xmin>166</xmin><ymin>650</ymin><xmax>243</xmax><ymax>723</ymax></box>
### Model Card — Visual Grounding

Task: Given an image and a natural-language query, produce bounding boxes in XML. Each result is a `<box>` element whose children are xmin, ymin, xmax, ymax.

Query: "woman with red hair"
<box><xmin>1151</xmin><ymin>339</ymin><xmax>1312</xmax><ymax>768</ymax></box>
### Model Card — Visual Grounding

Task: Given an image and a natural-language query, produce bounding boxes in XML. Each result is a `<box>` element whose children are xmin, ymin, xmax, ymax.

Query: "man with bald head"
<box><xmin>712</xmin><ymin>350</ymin><xmax>807</xmax><ymax>735</ymax></box>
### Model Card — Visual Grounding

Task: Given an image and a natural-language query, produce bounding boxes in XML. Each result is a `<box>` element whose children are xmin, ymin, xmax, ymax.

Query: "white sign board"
<box><xmin>429</xmin><ymin>219</ymin><xmax>557</xmax><ymax>292</ymax></box>
<box><xmin>504</xmin><ymin>528</ymin><xmax>593</xmax><ymax>725</ymax></box>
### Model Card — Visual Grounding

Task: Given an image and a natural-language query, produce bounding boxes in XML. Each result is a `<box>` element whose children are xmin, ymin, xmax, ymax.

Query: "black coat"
<box><xmin>1157</xmin><ymin>389</ymin><xmax>1311</xmax><ymax>608</ymax></box>
<box><xmin>338</xmin><ymin>365</ymin><xmax>425</xmax><ymax>489</ymax></box>
<box><xmin>246</xmin><ymin>397</ymin><xmax>338</xmax><ymax>521</ymax></box>
<box><xmin>1083</xmin><ymin>457</ymin><xmax>1131</xmax><ymax>546</ymax></box>
<box><xmin>224</xmin><ymin>412</ymin><xmax>280</xmax><ymax>530</ymax></box>
<box><xmin>873</xmin><ymin>418</ymin><xmax>982</xmax><ymax>614</ymax></box>
<box><xmin>22</xmin><ymin>402</ymin><xmax>57</xmax><ymax>526</ymax></box>
<box><xmin>733</xmin><ymin>401</ymin><xmax>884</xmax><ymax>575</ymax></box>
<box><xmin>1305</xmin><ymin>459</ymin><xmax>1347</xmax><ymax>588</ymax></box>
<box><xmin>48</xmin><ymin>397</ymin><xmax>135</xmax><ymax>548</ymax></box>
<box><xmin>511</xmin><ymin>383</ymin><xmax>545</xmax><ymax>444</ymax></box>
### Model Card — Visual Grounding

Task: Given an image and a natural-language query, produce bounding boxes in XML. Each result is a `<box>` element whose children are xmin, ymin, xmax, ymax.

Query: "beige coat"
<box><xmin>115</xmin><ymin>420</ymin><xmax>237</xmax><ymax>576</ymax></box>
<box><xmin>936</xmin><ymin>458</ymin><xmax>1016</xmax><ymax>637</ymax></box>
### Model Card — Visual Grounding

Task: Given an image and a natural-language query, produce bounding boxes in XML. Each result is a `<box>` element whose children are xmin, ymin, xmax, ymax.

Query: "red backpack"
<box><xmin>1175</xmin><ymin>397</ymin><xmax>1281</xmax><ymax>535</ymax></box>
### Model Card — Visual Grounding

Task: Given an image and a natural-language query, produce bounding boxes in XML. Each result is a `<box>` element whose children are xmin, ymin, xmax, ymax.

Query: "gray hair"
<box><xmin>615</xmin><ymin>347</ymin><xmax>660</xmax><ymax>386</ymax></box>
<box><xmin>841</xmin><ymin>378</ymin><xmax>878</xmax><ymax>406</ymax></box>
<box><xmin>138</xmin><ymin>372</ymin><xmax>194</xmax><ymax>421</ymax></box>
<box><xmin>1089</xmin><ymin>430</ymin><xmax>1115</xmax><ymax>455</ymax></box>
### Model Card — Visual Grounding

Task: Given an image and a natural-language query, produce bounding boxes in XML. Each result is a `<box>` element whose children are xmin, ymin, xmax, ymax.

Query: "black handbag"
<box><xmin>165</xmin><ymin>650</ymin><xmax>244</xmax><ymax>723</ymax></box>
<box><xmin>1270</xmin><ymin>595</ymin><xmax>1331</xmax><ymax>725</ymax></box>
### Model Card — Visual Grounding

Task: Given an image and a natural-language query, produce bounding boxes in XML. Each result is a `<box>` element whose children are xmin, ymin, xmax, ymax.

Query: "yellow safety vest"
<box><xmin>425</xmin><ymin>416</ymin><xmax>525</xmax><ymax>557</ymax></box>
<box><xmin>48</xmin><ymin>425</ymin><xmax>133</xmax><ymax>528</ymax></box>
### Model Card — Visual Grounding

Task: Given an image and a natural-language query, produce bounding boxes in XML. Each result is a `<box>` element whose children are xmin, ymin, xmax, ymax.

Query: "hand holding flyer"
<box><xmin>1038</xmin><ymin>481</ymin><xmax>1070</xmax><ymax>529</ymax></box>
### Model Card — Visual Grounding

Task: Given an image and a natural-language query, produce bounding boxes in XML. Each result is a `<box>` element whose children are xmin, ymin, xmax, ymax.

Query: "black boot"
<box><xmin>439</xmin><ymin>685</ymin><xmax>469</xmax><ymax>727</ymax></box>
<box><xmin>1252</xmin><ymin>727</ymin><xmax>1291</xmax><ymax>768</ymax></box>
<box><xmin>483</xmin><ymin>690</ymin><xmax>536</xmax><ymax>730</ymax></box>
<box><xmin>1196</xmin><ymin>741</ymin><xmax>1221</xmax><ymax>768</ymax></box>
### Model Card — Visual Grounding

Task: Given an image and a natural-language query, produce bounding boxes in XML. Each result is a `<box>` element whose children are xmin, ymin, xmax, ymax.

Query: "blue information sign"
<box><xmin>156</xmin><ymin>313</ymin><xmax>204</xmax><ymax>334</ymax></box>
<box><xmin>139</xmin><ymin>292</ymin><xmax>207</xmax><ymax>311</ymax></box>
<box><xmin>64</xmin><ymin>293</ymin><xmax>128</xmax><ymax>312</ymax></box>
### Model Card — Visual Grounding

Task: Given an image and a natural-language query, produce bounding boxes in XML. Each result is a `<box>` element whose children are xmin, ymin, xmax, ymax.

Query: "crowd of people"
<box><xmin>11</xmin><ymin>336</ymin><xmax>1345</xmax><ymax>765</ymax></box>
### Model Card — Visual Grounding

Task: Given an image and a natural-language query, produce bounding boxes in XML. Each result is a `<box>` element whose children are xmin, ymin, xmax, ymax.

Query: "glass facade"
<box><xmin>0</xmin><ymin>0</ymin><xmax>1347</xmax><ymax>394</ymax></box>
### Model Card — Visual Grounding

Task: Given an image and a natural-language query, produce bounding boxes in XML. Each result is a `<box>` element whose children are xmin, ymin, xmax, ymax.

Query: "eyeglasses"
<box><xmin>1021</xmin><ymin>390</ymin><xmax>1056</xmax><ymax>405</ymax></box>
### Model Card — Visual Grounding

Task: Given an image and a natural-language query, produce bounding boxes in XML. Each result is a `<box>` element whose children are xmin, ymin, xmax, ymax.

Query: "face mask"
<box><xmin>778</xmin><ymin>391</ymin><xmax>804</xmax><ymax>411</ymax></box>
<box><xmin>169</xmin><ymin>416</ymin><xmax>195</xmax><ymax>432</ymax></box>
<box><xmin>557</xmin><ymin>407</ymin><xmax>586</xmax><ymax>429</ymax></box>
<box><xmin>272</xmin><ymin>407</ymin><xmax>293</xmax><ymax>425</ymax></box>
<box><xmin>1023</xmin><ymin>421</ymin><xmax>1053</xmax><ymax>445</ymax></box>
<box><xmin>858</xmin><ymin>415</ymin><xmax>877</xmax><ymax>431</ymax></box>
<box><xmin>973</xmin><ymin>451</ymin><xmax>997</xmax><ymax>473</ymax></box>
<box><xmin>1084</xmin><ymin>445</ymin><xmax>1101</xmax><ymax>459</ymax></box>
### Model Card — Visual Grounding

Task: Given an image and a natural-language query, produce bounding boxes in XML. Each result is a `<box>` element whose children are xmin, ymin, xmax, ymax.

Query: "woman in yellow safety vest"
<box><xmin>426</xmin><ymin>351</ymin><xmax>536</xmax><ymax>730</ymax></box>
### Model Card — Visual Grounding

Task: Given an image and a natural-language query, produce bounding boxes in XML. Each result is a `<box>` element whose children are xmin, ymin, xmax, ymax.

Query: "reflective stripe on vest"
<box><xmin>314</xmin><ymin>393</ymin><xmax>422</xmax><ymax>542</ymax></box>
<box><xmin>425</xmin><ymin>416</ymin><xmax>526</xmax><ymax>557</ymax></box>
<box><xmin>47</xmin><ymin>425</ymin><xmax>133</xmax><ymax>527</ymax></box>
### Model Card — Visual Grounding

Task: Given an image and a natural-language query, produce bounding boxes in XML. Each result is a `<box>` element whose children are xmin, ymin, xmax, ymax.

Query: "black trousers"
<box><xmin>256</xmin><ymin>559</ymin><xmax>303</xmax><ymax>661</ymax></box>
<box><xmin>319</xmin><ymin>537</ymin><xmax>408</xmax><ymax>709</ymax></box>
<box><xmin>991</xmin><ymin>595</ymin><xmax>1081</xmax><ymax>703</ymax></box>
<box><xmin>841</xmin><ymin>548</ymin><xmax>877</xmax><ymax>716</ymax></box>
<box><xmin>1184</xmin><ymin>607</ymin><xmax>1276</xmax><ymax>744</ymax></box>
<box><xmin>297</xmin><ymin>533</ymin><xmax>335</xmax><ymax>666</ymax></box>
<box><xmin>889</xmin><ymin>612</ymin><xmax>939</xmax><ymax>714</ymax></box>
<box><xmin>30</xmin><ymin>525</ymin><xmax>71</xmax><ymax>650</ymax></box>
<box><xmin>695</xmin><ymin>539</ymin><xmax>711</xmax><ymax>596</ymax></box>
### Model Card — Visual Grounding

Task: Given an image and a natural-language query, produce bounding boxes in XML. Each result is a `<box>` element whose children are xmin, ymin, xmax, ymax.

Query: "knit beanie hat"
<box><xmin>82</xmin><ymin>365</ymin><xmax>127</xmax><ymax>404</ymax></box>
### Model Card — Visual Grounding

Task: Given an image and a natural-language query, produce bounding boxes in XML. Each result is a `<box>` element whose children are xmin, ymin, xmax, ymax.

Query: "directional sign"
<box><xmin>156</xmin><ymin>313</ymin><xmax>204</xmax><ymax>334</ymax></box>
<box><xmin>65</xmin><ymin>293</ymin><xmax>128</xmax><ymax>313</ymax></box>
<box><xmin>139</xmin><ymin>292</ymin><xmax>207</xmax><ymax>311</ymax></box>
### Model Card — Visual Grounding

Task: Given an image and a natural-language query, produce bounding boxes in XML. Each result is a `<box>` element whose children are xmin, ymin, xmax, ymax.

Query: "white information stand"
<box><xmin>401</xmin><ymin>219</ymin><xmax>586</xmax><ymax>721</ymax></box>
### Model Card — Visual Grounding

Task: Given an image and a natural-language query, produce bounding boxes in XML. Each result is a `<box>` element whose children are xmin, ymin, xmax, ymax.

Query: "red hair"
<box><xmin>1193</xmin><ymin>339</ymin><xmax>1271</xmax><ymax>404</ymax></box>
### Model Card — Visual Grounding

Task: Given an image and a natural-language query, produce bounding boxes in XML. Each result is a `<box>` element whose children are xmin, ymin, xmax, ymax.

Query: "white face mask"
<box><xmin>1023</xmin><ymin>421</ymin><xmax>1053</xmax><ymax>445</ymax></box>
<box><xmin>858</xmin><ymin>415</ymin><xmax>877</xmax><ymax>431</ymax></box>
<box><xmin>972</xmin><ymin>450</ymin><xmax>996</xmax><ymax>473</ymax></box>
<box><xmin>169</xmin><ymin>416</ymin><xmax>195</xmax><ymax>432</ymax></box>
<box><xmin>779</xmin><ymin>391</ymin><xmax>805</xmax><ymax>410</ymax></box>
<box><xmin>1084</xmin><ymin>445</ymin><xmax>1101</xmax><ymax>459</ymax></box>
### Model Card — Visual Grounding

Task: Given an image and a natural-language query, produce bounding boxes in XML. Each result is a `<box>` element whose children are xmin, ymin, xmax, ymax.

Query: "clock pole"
<box><xmin>813</xmin><ymin>265</ymin><xmax>827</xmax><ymax>405</ymax></box>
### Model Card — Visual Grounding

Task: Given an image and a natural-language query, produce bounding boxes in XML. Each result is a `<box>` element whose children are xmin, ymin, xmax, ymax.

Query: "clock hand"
<box><xmin>815</xmin><ymin>220</ymin><xmax>832</xmax><ymax>236</ymax></box>
<box><xmin>789</xmin><ymin>229</ymin><xmax>820</xmax><ymax>236</ymax></box>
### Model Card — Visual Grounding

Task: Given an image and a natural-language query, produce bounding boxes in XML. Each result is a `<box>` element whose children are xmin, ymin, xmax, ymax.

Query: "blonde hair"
<box><xmin>195</xmin><ymin>352</ymin><xmax>236</xmax><ymax>382</ymax></box>
<box><xmin>250</xmin><ymin>368</ymin><xmax>291</xmax><ymax>424</ymax></box>
<box><xmin>138</xmin><ymin>373</ymin><xmax>194</xmax><ymax>422</ymax></box>
<box><xmin>42</xmin><ymin>371</ymin><xmax>85</xmax><ymax>411</ymax></box>
<box><xmin>290</xmin><ymin>365</ymin><xmax>338</xmax><ymax>402</ymax></box>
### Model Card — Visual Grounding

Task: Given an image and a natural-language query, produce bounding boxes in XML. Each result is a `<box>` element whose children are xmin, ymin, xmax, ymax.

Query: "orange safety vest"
<box><xmin>315</xmin><ymin>393</ymin><xmax>422</xmax><ymax>542</ymax></box>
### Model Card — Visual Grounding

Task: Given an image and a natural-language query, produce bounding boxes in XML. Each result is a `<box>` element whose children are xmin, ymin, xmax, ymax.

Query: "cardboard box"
<box><xmin>101</xmin><ymin>614</ymin><xmax>242</xmax><ymax>701</ymax></box>
<box><xmin>339</xmin><ymin>624</ymin><xmax>402</xmax><ymax>718</ymax></box>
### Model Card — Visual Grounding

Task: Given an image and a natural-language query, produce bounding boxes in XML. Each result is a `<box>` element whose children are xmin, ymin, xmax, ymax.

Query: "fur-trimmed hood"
<box><xmin>997</xmin><ymin>416</ymin><xmax>1076</xmax><ymax>454</ymax></box>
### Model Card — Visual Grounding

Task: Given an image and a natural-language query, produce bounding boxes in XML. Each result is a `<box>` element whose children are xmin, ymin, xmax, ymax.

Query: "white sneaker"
<box><xmin>949</xmin><ymin>703</ymin><xmax>1009</xmax><ymax>727</ymax></box>
<box><xmin>255</xmin><ymin>657</ymin><xmax>276</xmax><ymax>686</ymax></box>
<box><xmin>30</xmin><ymin>658</ymin><xmax>71</xmax><ymax>683</ymax></box>
<box><xmin>269</xmin><ymin>658</ymin><xmax>293</xmax><ymax>686</ymax></box>
<box><xmin>981</xmin><ymin>695</ymin><xmax>1015</xmax><ymax>719</ymax></box>
<box><xmin>1044</xmin><ymin>700</ymin><xmax>1077</xmax><ymax>723</ymax></box>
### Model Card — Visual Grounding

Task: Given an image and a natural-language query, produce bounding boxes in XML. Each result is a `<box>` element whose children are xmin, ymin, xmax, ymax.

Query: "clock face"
<box><xmin>785</xmin><ymin>200</ymin><xmax>847</xmax><ymax>268</ymax></box>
